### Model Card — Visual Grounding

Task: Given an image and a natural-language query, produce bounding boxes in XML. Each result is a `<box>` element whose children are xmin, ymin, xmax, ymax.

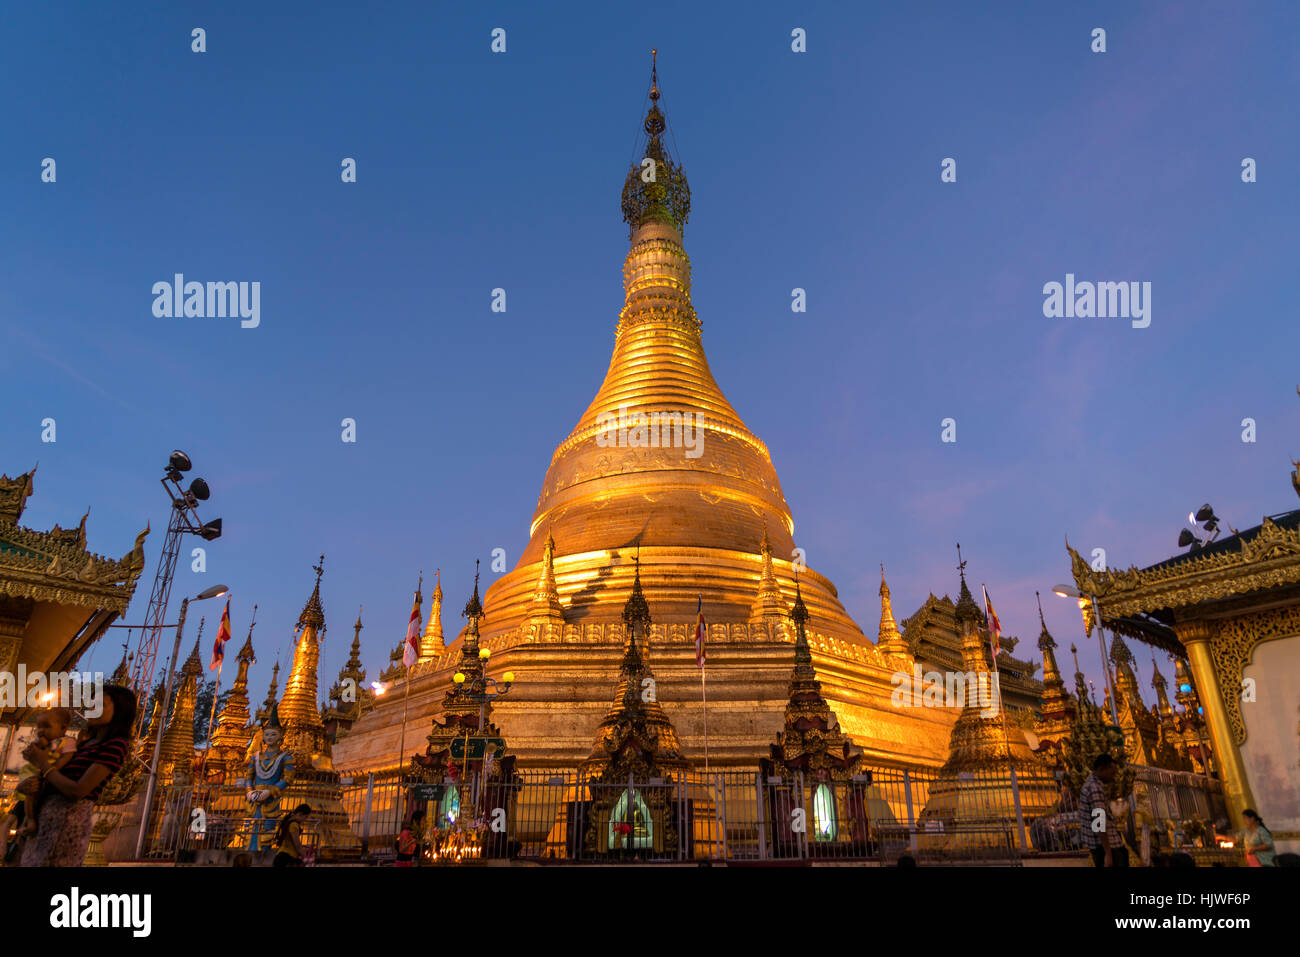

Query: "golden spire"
<box><xmin>1109</xmin><ymin>634</ymin><xmax>1141</xmax><ymax>707</ymax></box>
<box><xmin>1032</xmin><ymin>591</ymin><xmax>1074</xmax><ymax>737</ymax></box>
<box><xmin>765</xmin><ymin>579</ymin><xmax>864</xmax><ymax>779</ymax></box>
<box><xmin>1173</xmin><ymin>656</ymin><xmax>1201</xmax><ymax>713</ymax></box>
<box><xmin>160</xmin><ymin>633</ymin><xmax>204</xmax><ymax>782</ymax></box>
<box><xmin>952</xmin><ymin>546</ymin><xmax>986</xmax><ymax>671</ymax></box>
<box><xmin>420</xmin><ymin>570</ymin><xmax>444</xmax><ymax>658</ymax></box>
<box><xmin>1150</xmin><ymin>655</ymin><xmax>1174</xmax><ymax>717</ymax></box>
<box><xmin>932</xmin><ymin>556</ymin><xmax>1020</xmax><ymax>776</ymax></box>
<box><xmin>749</xmin><ymin>521</ymin><xmax>786</xmax><ymax>625</ymax></box>
<box><xmin>529</xmin><ymin>534</ymin><xmax>566</xmax><ymax>629</ymax></box>
<box><xmin>255</xmin><ymin>661</ymin><xmax>280</xmax><ymax>725</ymax></box>
<box><xmin>1069</xmin><ymin>643</ymin><xmax>1090</xmax><ymax>703</ymax></box>
<box><xmin>875</xmin><ymin>563</ymin><xmax>910</xmax><ymax>660</ymax></box>
<box><xmin>209</xmin><ymin>606</ymin><xmax>258</xmax><ymax>768</ymax></box>
<box><xmin>463</xmin><ymin>559</ymin><xmax>483</xmax><ymax>624</ymax></box>
<box><xmin>1035</xmin><ymin>591</ymin><xmax>1062</xmax><ymax>686</ymax></box>
<box><xmin>280</xmin><ymin>559</ymin><xmax>332</xmax><ymax>769</ymax></box>
<box><xmin>109</xmin><ymin>644</ymin><xmax>131</xmax><ymax>685</ymax></box>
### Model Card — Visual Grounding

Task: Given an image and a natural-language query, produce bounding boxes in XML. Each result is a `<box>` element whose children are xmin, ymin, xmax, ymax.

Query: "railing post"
<box><xmin>360</xmin><ymin>772</ymin><xmax>375</xmax><ymax>858</ymax></box>
<box><xmin>790</xmin><ymin>769</ymin><xmax>800</xmax><ymax>858</ymax></box>
<box><xmin>902</xmin><ymin>769</ymin><xmax>918</xmax><ymax>855</ymax></box>
<box><xmin>1008</xmin><ymin>764</ymin><xmax>1028</xmax><ymax>853</ymax></box>
<box><xmin>756</xmin><ymin>772</ymin><xmax>768</xmax><ymax>861</ymax></box>
<box><xmin>717</xmin><ymin>772</ymin><xmax>728</xmax><ymax>862</ymax></box>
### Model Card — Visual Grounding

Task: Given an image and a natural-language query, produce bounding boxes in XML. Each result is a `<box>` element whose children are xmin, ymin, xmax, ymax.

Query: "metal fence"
<box><xmin>136</xmin><ymin>761</ymin><xmax>1226</xmax><ymax>865</ymax></box>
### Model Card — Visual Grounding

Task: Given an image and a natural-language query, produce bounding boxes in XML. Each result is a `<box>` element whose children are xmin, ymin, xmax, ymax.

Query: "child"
<box><xmin>15</xmin><ymin>709</ymin><xmax>78</xmax><ymax>837</ymax></box>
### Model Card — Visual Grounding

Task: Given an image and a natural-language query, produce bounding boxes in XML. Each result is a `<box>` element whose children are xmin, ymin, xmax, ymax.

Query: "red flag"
<box><xmin>982</xmin><ymin>585</ymin><xmax>1002</xmax><ymax>665</ymax></box>
<box><xmin>694</xmin><ymin>595</ymin><xmax>706</xmax><ymax>669</ymax></box>
<box><xmin>210</xmin><ymin>599</ymin><xmax>231</xmax><ymax>671</ymax></box>
<box><xmin>403</xmin><ymin>591</ymin><xmax>422</xmax><ymax>668</ymax></box>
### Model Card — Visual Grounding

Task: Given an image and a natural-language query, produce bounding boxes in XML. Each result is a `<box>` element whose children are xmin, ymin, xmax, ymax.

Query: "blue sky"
<box><xmin>3</xmin><ymin>1</ymin><xmax>1297</xmax><ymax>704</ymax></box>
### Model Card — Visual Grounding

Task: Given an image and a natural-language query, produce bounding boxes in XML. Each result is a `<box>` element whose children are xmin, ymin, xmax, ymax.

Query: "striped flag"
<box><xmin>694</xmin><ymin>595</ymin><xmax>706</xmax><ymax>668</ymax></box>
<box><xmin>403</xmin><ymin>590</ymin><xmax>422</xmax><ymax>668</ymax></box>
<box><xmin>210</xmin><ymin>599</ymin><xmax>232</xmax><ymax>671</ymax></box>
<box><xmin>982</xmin><ymin>585</ymin><xmax>1002</xmax><ymax>665</ymax></box>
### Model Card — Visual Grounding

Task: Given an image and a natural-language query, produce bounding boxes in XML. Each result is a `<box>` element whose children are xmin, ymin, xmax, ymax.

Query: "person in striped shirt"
<box><xmin>20</xmin><ymin>684</ymin><xmax>136</xmax><ymax>867</ymax></box>
<box><xmin>1080</xmin><ymin>753</ymin><xmax>1128</xmax><ymax>867</ymax></box>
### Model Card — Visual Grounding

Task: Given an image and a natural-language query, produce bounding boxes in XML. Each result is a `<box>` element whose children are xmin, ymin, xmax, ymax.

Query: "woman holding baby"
<box><xmin>20</xmin><ymin>684</ymin><xmax>136</xmax><ymax>867</ymax></box>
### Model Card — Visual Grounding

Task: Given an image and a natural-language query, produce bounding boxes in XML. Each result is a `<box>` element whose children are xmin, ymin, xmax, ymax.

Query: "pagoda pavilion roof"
<box><xmin>1066</xmin><ymin>506</ymin><xmax>1300</xmax><ymax>655</ymax></box>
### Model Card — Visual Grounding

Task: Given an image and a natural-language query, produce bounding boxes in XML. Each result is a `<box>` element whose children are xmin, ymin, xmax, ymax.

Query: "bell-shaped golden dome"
<box><xmin>476</xmin><ymin>67</ymin><xmax>865</xmax><ymax>643</ymax></box>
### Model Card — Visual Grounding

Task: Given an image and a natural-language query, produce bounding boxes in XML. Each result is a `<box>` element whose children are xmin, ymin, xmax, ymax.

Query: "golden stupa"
<box><xmin>333</xmin><ymin>60</ymin><xmax>957</xmax><ymax>774</ymax></box>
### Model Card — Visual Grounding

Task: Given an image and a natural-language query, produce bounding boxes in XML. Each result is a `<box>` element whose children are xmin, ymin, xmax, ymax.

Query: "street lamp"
<box><xmin>134</xmin><ymin>583</ymin><xmax>229</xmax><ymax>859</ymax></box>
<box><xmin>1051</xmin><ymin>583</ymin><xmax>1121</xmax><ymax>727</ymax></box>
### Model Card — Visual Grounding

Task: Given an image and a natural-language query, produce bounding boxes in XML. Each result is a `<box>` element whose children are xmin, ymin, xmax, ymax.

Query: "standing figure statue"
<box><xmin>245</xmin><ymin>706</ymin><xmax>294</xmax><ymax>851</ymax></box>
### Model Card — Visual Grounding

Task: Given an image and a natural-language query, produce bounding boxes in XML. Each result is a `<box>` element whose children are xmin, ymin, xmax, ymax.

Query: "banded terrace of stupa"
<box><xmin>333</xmin><ymin>62</ymin><xmax>965</xmax><ymax>774</ymax></box>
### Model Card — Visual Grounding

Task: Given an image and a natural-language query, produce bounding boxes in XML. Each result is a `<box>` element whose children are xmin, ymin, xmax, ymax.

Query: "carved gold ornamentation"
<box><xmin>1067</xmin><ymin>518</ymin><xmax>1300</xmax><ymax>620</ymax></box>
<box><xmin>1210</xmin><ymin>606</ymin><xmax>1300</xmax><ymax>745</ymax></box>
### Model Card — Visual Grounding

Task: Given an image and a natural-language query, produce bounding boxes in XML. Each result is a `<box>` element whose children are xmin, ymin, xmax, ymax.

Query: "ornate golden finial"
<box><xmin>622</xmin><ymin>547</ymin><xmax>651</xmax><ymax>631</ymax></box>
<box><xmin>463</xmin><ymin>559</ymin><xmax>483</xmax><ymax>620</ymax></box>
<box><xmin>422</xmin><ymin>571</ymin><xmax>446</xmax><ymax>654</ymax></box>
<box><xmin>622</xmin><ymin>50</ymin><xmax>689</xmax><ymax>238</ymax></box>
<box><xmin>236</xmin><ymin>604</ymin><xmax>259</xmax><ymax>662</ymax></box>
<box><xmin>875</xmin><ymin>563</ymin><xmax>908</xmax><ymax>660</ymax></box>
<box><xmin>297</xmin><ymin>555</ymin><xmax>326</xmax><ymax>632</ymax></box>
<box><xmin>953</xmin><ymin>543</ymin><xmax>979</xmax><ymax>622</ymax></box>
<box><xmin>789</xmin><ymin>572</ymin><xmax>809</xmax><ymax>627</ymax></box>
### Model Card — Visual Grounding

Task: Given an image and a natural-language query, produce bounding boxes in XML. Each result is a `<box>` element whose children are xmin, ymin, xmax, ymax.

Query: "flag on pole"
<box><xmin>694</xmin><ymin>595</ymin><xmax>706</xmax><ymax>668</ymax></box>
<box><xmin>982</xmin><ymin>585</ymin><xmax>1002</xmax><ymax>665</ymax></box>
<box><xmin>210</xmin><ymin>599</ymin><xmax>232</xmax><ymax>671</ymax></box>
<box><xmin>403</xmin><ymin>591</ymin><xmax>422</xmax><ymax>668</ymax></box>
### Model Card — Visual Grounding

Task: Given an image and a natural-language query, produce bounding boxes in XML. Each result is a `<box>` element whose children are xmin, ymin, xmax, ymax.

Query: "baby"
<box><xmin>16</xmin><ymin>708</ymin><xmax>78</xmax><ymax>835</ymax></box>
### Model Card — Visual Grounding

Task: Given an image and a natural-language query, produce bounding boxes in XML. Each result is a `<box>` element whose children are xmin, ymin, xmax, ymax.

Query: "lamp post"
<box><xmin>133</xmin><ymin>583</ymin><xmax>228</xmax><ymax>860</ymax></box>
<box><xmin>129</xmin><ymin>450</ymin><xmax>223</xmax><ymax>733</ymax></box>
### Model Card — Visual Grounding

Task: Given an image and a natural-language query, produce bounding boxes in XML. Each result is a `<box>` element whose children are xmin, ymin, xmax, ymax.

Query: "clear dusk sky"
<box><xmin>3</xmin><ymin>1</ymin><xmax>1297</xmax><ymax>703</ymax></box>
